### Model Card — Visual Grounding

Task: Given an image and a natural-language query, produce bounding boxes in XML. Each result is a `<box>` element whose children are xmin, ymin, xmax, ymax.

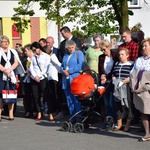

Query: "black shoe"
<box><xmin>24</xmin><ymin>112</ymin><xmax>31</xmax><ymax>118</ymax></box>
<box><xmin>9</xmin><ymin>118</ymin><xmax>14</xmax><ymax>121</ymax></box>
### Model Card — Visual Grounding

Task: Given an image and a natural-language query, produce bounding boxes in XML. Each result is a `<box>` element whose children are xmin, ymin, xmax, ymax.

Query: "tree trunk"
<box><xmin>120</xmin><ymin>0</ymin><xmax>128</xmax><ymax>30</ymax></box>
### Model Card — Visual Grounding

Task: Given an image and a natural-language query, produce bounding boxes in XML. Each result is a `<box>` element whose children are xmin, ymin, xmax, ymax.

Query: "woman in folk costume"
<box><xmin>0</xmin><ymin>35</ymin><xmax>25</xmax><ymax>121</ymax></box>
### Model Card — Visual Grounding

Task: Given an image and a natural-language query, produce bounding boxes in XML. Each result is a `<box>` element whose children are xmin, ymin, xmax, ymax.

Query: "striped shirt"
<box><xmin>112</xmin><ymin>61</ymin><xmax>133</xmax><ymax>79</ymax></box>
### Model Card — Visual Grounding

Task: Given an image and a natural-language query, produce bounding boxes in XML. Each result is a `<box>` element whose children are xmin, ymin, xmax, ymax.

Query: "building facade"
<box><xmin>0</xmin><ymin>0</ymin><xmax>150</xmax><ymax>48</ymax></box>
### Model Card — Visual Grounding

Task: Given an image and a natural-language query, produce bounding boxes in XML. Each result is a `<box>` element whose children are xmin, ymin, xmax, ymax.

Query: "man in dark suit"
<box><xmin>58</xmin><ymin>26</ymin><xmax>82</xmax><ymax>62</ymax></box>
<box><xmin>39</xmin><ymin>38</ymin><xmax>47</xmax><ymax>48</ymax></box>
<box><xmin>46</xmin><ymin>36</ymin><xmax>58</xmax><ymax>57</ymax></box>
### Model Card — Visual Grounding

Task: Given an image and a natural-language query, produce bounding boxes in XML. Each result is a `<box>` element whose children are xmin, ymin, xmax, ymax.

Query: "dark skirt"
<box><xmin>114</xmin><ymin>84</ymin><xmax>133</xmax><ymax>120</ymax></box>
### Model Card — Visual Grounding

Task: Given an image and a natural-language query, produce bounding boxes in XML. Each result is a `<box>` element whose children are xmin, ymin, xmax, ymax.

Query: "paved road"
<box><xmin>0</xmin><ymin>99</ymin><xmax>150</xmax><ymax>150</ymax></box>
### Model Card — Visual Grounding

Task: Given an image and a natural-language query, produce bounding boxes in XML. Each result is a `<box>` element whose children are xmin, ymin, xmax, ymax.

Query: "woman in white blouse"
<box><xmin>30</xmin><ymin>42</ymin><xmax>50</xmax><ymax>121</ymax></box>
<box><xmin>130</xmin><ymin>38</ymin><xmax>150</xmax><ymax>142</ymax></box>
<box><xmin>44</xmin><ymin>46</ymin><xmax>62</xmax><ymax>121</ymax></box>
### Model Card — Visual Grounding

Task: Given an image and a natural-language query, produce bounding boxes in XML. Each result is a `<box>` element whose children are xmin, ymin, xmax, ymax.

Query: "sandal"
<box><xmin>138</xmin><ymin>137</ymin><xmax>150</xmax><ymax>142</ymax></box>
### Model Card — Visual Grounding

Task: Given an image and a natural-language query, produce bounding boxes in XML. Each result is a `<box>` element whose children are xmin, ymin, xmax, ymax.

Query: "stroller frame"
<box><xmin>61</xmin><ymin>70</ymin><xmax>104</xmax><ymax>133</ymax></box>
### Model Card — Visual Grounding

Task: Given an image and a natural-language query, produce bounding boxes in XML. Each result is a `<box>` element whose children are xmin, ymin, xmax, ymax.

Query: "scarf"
<box><xmin>1</xmin><ymin>48</ymin><xmax>16</xmax><ymax>84</ymax></box>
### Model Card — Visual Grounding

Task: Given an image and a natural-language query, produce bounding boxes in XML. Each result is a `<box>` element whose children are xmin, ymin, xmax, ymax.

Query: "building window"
<box><xmin>11</xmin><ymin>19</ymin><xmax>21</xmax><ymax>39</ymax></box>
<box><xmin>0</xmin><ymin>19</ymin><xmax>2</xmax><ymax>36</ymax></box>
<box><xmin>129</xmin><ymin>0</ymin><xmax>140</xmax><ymax>7</ymax></box>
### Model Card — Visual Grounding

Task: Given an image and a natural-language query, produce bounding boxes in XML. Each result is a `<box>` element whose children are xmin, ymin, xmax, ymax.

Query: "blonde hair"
<box><xmin>100</xmin><ymin>39</ymin><xmax>111</xmax><ymax>48</ymax></box>
<box><xmin>118</xmin><ymin>47</ymin><xmax>129</xmax><ymax>55</ymax></box>
<box><xmin>141</xmin><ymin>38</ymin><xmax>150</xmax><ymax>45</ymax></box>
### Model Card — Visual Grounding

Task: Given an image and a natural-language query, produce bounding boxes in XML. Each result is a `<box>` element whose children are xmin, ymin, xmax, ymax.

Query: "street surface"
<box><xmin>0</xmin><ymin>99</ymin><xmax>150</xmax><ymax>150</ymax></box>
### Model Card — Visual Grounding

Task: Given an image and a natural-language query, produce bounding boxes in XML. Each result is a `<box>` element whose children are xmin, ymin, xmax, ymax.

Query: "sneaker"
<box><xmin>54</xmin><ymin>112</ymin><xmax>64</xmax><ymax>119</ymax></box>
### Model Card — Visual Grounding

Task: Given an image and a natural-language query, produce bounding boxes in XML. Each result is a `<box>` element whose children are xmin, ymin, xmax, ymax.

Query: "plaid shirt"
<box><xmin>118</xmin><ymin>40</ymin><xmax>139</xmax><ymax>61</ymax></box>
<box><xmin>98</xmin><ymin>51</ymin><xmax>119</xmax><ymax>80</ymax></box>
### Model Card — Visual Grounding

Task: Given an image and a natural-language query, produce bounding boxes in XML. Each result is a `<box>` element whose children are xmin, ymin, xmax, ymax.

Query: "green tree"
<box><xmin>12</xmin><ymin>0</ymin><xmax>133</xmax><ymax>37</ymax></box>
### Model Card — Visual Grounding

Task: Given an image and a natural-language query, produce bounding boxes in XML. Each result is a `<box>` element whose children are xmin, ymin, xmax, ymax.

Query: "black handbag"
<box><xmin>2</xmin><ymin>79</ymin><xmax>17</xmax><ymax>104</ymax></box>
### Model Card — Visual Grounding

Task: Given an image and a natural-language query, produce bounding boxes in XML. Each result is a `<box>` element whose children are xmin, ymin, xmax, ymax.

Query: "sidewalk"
<box><xmin>0</xmin><ymin>98</ymin><xmax>150</xmax><ymax>150</ymax></box>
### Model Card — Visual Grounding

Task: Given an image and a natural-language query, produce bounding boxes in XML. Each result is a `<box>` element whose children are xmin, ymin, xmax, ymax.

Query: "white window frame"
<box><xmin>128</xmin><ymin>0</ymin><xmax>140</xmax><ymax>7</ymax></box>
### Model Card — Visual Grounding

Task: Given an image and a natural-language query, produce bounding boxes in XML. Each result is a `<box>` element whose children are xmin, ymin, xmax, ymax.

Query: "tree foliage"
<box><xmin>12</xmin><ymin>0</ymin><xmax>133</xmax><ymax>37</ymax></box>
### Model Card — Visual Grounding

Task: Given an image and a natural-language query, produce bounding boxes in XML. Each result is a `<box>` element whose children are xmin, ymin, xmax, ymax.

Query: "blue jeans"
<box><xmin>103</xmin><ymin>91</ymin><xmax>116</xmax><ymax>121</ymax></box>
<box><xmin>64</xmin><ymin>79</ymin><xmax>82</xmax><ymax>117</ymax></box>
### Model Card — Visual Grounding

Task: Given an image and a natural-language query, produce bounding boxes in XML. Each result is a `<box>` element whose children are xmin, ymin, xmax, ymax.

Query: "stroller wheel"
<box><xmin>61</xmin><ymin>121</ymin><xmax>71</xmax><ymax>132</ymax></box>
<box><xmin>68</xmin><ymin>122</ymin><xmax>73</xmax><ymax>131</ymax></box>
<box><xmin>104</xmin><ymin>116</ymin><xmax>114</xmax><ymax>131</ymax></box>
<box><xmin>74</xmin><ymin>122</ymin><xmax>84</xmax><ymax>133</ymax></box>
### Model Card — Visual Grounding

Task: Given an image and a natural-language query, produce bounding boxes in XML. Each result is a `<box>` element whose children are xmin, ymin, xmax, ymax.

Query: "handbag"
<box><xmin>2</xmin><ymin>79</ymin><xmax>17</xmax><ymax>104</ymax></box>
<box><xmin>35</xmin><ymin>56</ymin><xmax>47</xmax><ymax>80</ymax></box>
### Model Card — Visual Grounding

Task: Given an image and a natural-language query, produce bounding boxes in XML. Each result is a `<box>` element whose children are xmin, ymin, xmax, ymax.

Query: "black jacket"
<box><xmin>58</xmin><ymin>36</ymin><xmax>82</xmax><ymax>62</ymax></box>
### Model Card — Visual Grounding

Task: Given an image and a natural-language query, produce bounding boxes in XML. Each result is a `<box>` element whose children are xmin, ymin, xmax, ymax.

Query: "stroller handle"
<box><xmin>69</xmin><ymin>70</ymin><xmax>99</xmax><ymax>88</ymax></box>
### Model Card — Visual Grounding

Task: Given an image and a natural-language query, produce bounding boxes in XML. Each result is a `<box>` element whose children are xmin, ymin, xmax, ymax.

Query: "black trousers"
<box><xmin>23</xmin><ymin>82</ymin><xmax>36</xmax><ymax>113</ymax></box>
<box><xmin>46</xmin><ymin>80</ymin><xmax>62</xmax><ymax>114</ymax></box>
<box><xmin>31</xmin><ymin>78</ymin><xmax>47</xmax><ymax>112</ymax></box>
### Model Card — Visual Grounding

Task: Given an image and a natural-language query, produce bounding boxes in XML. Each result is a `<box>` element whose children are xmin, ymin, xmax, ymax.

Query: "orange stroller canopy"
<box><xmin>70</xmin><ymin>74</ymin><xmax>96</xmax><ymax>99</ymax></box>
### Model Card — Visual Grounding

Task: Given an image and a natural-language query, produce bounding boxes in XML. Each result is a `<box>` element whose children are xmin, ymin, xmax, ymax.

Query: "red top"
<box><xmin>118</xmin><ymin>40</ymin><xmax>139</xmax><ymax>61</ymax></box>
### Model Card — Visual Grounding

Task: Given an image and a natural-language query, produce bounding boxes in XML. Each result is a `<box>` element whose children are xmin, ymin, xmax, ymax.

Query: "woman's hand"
<box><xmin>3</xmin><ymin>68</ymin><xmax>12</xmax><ymax>78</ymax></box>
<box><xmin>34</xmin><ymin>76</ymin><xmax>40</xmax><ymax>83</ymax></box>
<box><xmin>3</xmin><ymin>68</ymin><xmax>11</xmax><ymax>75</ymax></box>
<box><xmin>123</xmin><ymin>77</ymin><xmax>130</xmax><ymax>84</ymax></box>
<box><xmin>101</xmin><ymin>74</ymin><xmax>107</xmax><ymax>85</ymax></box>
<box><xmin>62</xmin><ymin>70</ymin><xmax>69</xmax><ymax>77</ymax></box>
<box><xmin>26</xmin><ymin>70</ymin><xmax>30</xmax><ymax>74</ymax></box>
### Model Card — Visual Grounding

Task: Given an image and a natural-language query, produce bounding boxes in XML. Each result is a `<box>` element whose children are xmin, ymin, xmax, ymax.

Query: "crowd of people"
<box><xmin>0</xmin><ymin>26</ymin><xmax>150</xmax><ymax>142</ymax></box>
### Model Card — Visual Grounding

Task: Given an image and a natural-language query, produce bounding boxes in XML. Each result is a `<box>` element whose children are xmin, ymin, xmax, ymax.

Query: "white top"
<box><xmin>104</xmin><ymin>56</ymin><xmax>114</xmax><ymax>74</ymax></box>
<box><xmin>30</xmin><ymin>52</ymin><xmax>50</xmax><ymax>80</ymax></box>
<box><xmin>47</xmin><ymin>54</ymin><xmax>61</xmax><ymax>81</ymax></box>
<box><xmin>132</xmin><ymin>56</ymin><xmax>150</xmax><ymax>72</ymax></box>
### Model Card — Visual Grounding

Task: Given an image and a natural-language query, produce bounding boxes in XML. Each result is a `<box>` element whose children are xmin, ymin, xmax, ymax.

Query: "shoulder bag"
<box><xmin>2</xmin><ymin>79</ymin><xmax>17</xmax><ymax>104</ymax></box>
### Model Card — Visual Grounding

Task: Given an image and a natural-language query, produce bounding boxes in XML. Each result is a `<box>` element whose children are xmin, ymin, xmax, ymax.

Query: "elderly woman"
<box><xmin>85</xmin><ymin>34</ymin><xmax>103</xmax><ymax>73</ymax></box>
<box><xmin>130</xmin><ymin>38</ymin><xmax>150</xmax><ymax>142</ymax></box>
<box><xmin>59</xmin><ymin>40</ymin><xmax>85</xmax><ymax>117</ymax></box>
<box><xmin>98</xmin><ymin>39</ymin><xmax>119</xmax><ymax>122</ymax></box>
<box><xmin>112</xmin><ymin>48</ymin><xmax>133</xmax><ymax>131</ymax></box>
<box><xmin>0</xmin><ymin>35</ymin><xmax>25</xmax><ymax>121</ymax></box>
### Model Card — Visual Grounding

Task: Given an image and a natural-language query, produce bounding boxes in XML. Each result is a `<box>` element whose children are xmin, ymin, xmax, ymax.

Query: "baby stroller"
<box><xmin>61</xmin><ymin>70</ymin><xmax>111</xmax><ymax>133</ymax></box>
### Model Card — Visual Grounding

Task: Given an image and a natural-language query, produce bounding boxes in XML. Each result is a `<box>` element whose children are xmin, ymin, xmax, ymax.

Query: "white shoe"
<box><xmin>54</xmin><ymin>112</ymin><xmax>64</xmax><ymax>119</ymax></box>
